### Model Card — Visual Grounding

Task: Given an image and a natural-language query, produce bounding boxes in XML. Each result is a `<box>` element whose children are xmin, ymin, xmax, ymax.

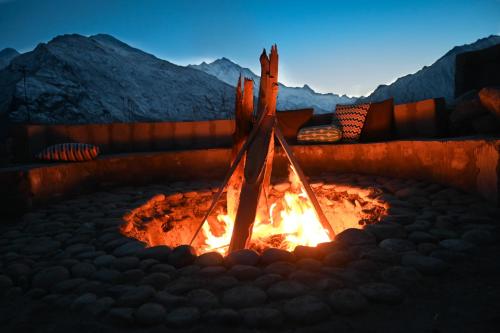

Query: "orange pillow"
<box><xmin>360</xmin><ymin>98</ymin><xmax>394</xmax><ymax>142</ymax></box>
<box><xmin>276</xmin><ymin>108</ymin><xmax>314</xmax><ymax>143</ymax></box>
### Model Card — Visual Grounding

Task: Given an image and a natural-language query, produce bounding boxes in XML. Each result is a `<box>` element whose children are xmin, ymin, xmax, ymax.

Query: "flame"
<box><xmin>201</xmin><ymin>169</ymin><xmax>331</xmax><ymax>255</ymax></box>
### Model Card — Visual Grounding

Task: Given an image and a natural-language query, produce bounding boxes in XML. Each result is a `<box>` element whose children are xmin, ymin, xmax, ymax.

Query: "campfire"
<box><xmin>121</xmin><ymin>46</ymin><xmax>388</xmax><ymax>255</ymax></box>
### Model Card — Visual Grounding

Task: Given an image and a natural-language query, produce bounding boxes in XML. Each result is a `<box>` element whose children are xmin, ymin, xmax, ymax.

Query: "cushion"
<box><xmin>277</xmin><ymin>108</ymin><xmax>314</xmax><ymax>143</ymax></box>
<box><xmin>334</xmin><ymin>103</ymin><xmax>370</xmax><ymax>142</ymax></box>
<box><xmin>36</xmin><ymin>143</ymin><xmax>100</xmax><ymax>162</ymax></box>
<box><xmin>360</xmin><ymin>98</ymin><xmax>394</xmax><ymax>142</ymax></box>
<box><xmin>297</xmin><ymin>124</ymin><xmax>342</xmax><ymax>143</ymax></box>
<box><xmin>394</xmin><ymin>98</ymin><xmax>447</xmax><ymax>138</ymax></box>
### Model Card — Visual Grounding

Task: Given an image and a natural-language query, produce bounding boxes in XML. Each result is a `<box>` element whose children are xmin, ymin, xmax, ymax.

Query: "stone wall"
<box><xmin>1</xmin><ymin>138</ymin><xmax>498</xmax><ymax>217</ymax></box>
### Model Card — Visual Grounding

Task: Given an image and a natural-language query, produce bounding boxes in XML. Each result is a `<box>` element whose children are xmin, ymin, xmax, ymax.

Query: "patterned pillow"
<box><xmin>36</xmin><ymin>143</ymin><xmax>100</xmax><ymax>162</ymax></box>
<box><xmin>334</xmin><ymin>103</ymin><xmax>370</xmax><ymax>142</ymax></box>
<box><xmin>297</xmin><ymin>124</ymin><xmax>342</xmax><ymax>143</ymax></box>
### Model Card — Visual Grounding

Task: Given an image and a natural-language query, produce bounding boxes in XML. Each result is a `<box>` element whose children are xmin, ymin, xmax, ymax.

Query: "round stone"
<box><xmin>210</xmin><ymin>275</ymin><xmax>239</xmax><ymax>291</ymax></box>
<box><xmin>121</xmin><ymin>269</ymin><xmax>145</xmax><ymax>283</ymax></box>
<box><xmin>264</xmin><ymin>261</ymin><xmax>296</xmax><ymax>276</ymax></box>
<box><xmin>0</xmin><ymin>275</ymin><xmax>13</xmax><ymax>290</ymax></box>
<box><xmin>71</xmin><ymin>262</ymin><xmax>96</xmax><ymax>278</ymax></box>
<box><xmin>283</xmin><ymin>295</ymin><xmax>332</xmax><ymax>324</ymax></box>
<box><xmin>140</xmin><ymin>272</ymin><xmax>171</xmax><ymax>290</ymax></box>
<box><xmin>430</xmin><ymin>249</ymin><xmax>466</xmax><ymax>262</ymax></box>
<box><xmin>91</xmin><ymin>269</ymin><xmax>121</xmax><ymax>283</ymax></box>
<box><xmin>137</xmin><ymin>246</ymin><xmax>171</xmax><ymax>261</ymax></box>
<box><xmin>409</xmin><ymin>231</ymin><xmax>438</xmax><ymax>243</ymax></box>
<box><xmin>165</xmin><ymin>276</ymin><xmax>206</xmax><ymax>295</ymax></box>
<box><xmin>107</xmin><ymin>307</ymin><xmax>135</xmax><ymax>325</ymax></box>
<box><xmin>253</xmin><ymin>274</ymin><xmax>283</xmax><ymax>288</ymax></box>
<box><xmin>293</xmin><ymin>245</ymin><xmax>321</xmax><ymax>260</ymax></box>
<box><xmin>112</xmin><ymin>256</ymin><xmax>140</xmax><ymax>271</ymax></box>
<box><xmin>323</xmin><ymin>250</ymin><xmax>354</xmax><ymax>267</ymax></box>
<box><xmin>32</xmin><ymin>266</ymin><xmax>70</xmax><ymax>290</ymax></box>
<box><xmin>417</xmin><ymin>243</ymin><xmax>438</xmax><ymax>255</ymax></box>
<box><xmin>195</xmin><ymin>252</ymin><xmax>224</xmax><ymax>267</ymax></box>
<box><xmin>379</xmin><ymin>238</ymin><xmax>416</xmax><ymax>253</ymax></box>
<box><xmin>359</xmin><ymin>248</ymin><xmax>400</xmax><ymax>264</ymax></box>
<box><xmin>439</xmin><ymin>239</ymin><xmax>475</xmax><ymax>252</ymax></box>
<box><xmin>260</xmin><ymin>248</ymin><xmax>295</xmax><ymax>265</ymax></box>
<box><xmin>187</xmin><ymin>289</ymin><xmax>219</xmax><ymax>310</ymax></box>
<box><xmin>462</xmin><ymin>229</ymin><xmax>494</xmax><ymax>245</ymax></box>
<box><xmin>166</xmin><ymin>307</ymin><xmax>200</xmax><ymax>327</ymax></box>
<box><xmin>289</xmin><ymin>270</ymin><xmax>324</xmax><ymax>284</ymax></box>
<box><xmin>135</xmin><ymin>303</ymin><xmax>166</xmax><ymax>325</ymax></box>
<box><xmin>203</xmin><ymin>308</ymin><xmax>239</xmax><ymax>325</ymax></box>
<box><xmin>51</xmin><ymin>278</ymin><xmax>86</xmax><ymax>294</ymax></box>
<box><xmin>328</xmin><ymin>288</ymin><xmax>369</xmax><ymax>314</ymax></box>
<box><xmin>296</xmin><ymin>258</ymin><xmax>322</xmax><ymax>271</ymax></box>
<box><xmin>198</xmin><ymin>266</ymin><xmax>226</xmax><ymax>277</ymax></box>
<box><xmin>90</xmin><ymin>297</ymin><xmax>115</xmax><ymax>317</ymax></box>
<box><xmin>430</xmin><ymin>228</ymin><xmax>458</xmax><ymax>239</ymax></box>
<box><xmin>225</xmin><ymin>249</ymin><xmax>260</xmax><ymax>266</ymax></box>
<box><xmin>381</xmin><ymin>266</ymin><xmax>422</xmax><ymax>288</ymax></box>
<box><xmin>168</xmin><ymin>245</ymin><xmax>197</xmax><ymax>268</ymax></box>
<box><xmin>401</xmin><ymin>254</ymin><xmax>448</xmax><ymax>275</ymax></box>
<box><xmin>358</xmin><ymin>282</ymin><xmax>404</xmax><ymax>304</ymax></box>
<box><xmin>71</xmin><ymin>292</ymin><xmax>97</xmax><ymax>310</ymax></box>
<box><xmin>240</xmin><ymin>307</ymin><xmax>284</xmax><ymax>328</ymax></box>
<box><xmin>364</xmin><ymin>223</ymin><xmax>406</xmax><ymax>241</ymax></box>
<box><xmin>155</xmin><ymin>291</ymin><xmax>187</xmax><ymax>308</ymax></box>
<box><xmin>94</xmin><ymin>255</ymin><xmax>115</xmax><ymax>267</ymax></box>
<box><xmin>267</xmin><ymin>280</ymin><xmax>306</xmax><ymax>299</ymax></box>
<box><xmin>336</xmin><ymin>228</ymin><xmax>376</xmax><ymax>246</ymax></box>
<box><xmin>117</xmin><ymin>285</ymin><xmax>155</xmax><ymax>307</ymax></box>
<box><xmin>222</xmin><ymin>286</ymin><xmax>267</xmax><ymax>309</ymax></box>
<box><xmin>113</xmin><ymin>241</ymin><xmax>144</xmax><ymax>257</ymax></box>
<box><xmin>228</xmin><ymin>265</ymin><xmax>262</xmax><ymax>280</ymax></box>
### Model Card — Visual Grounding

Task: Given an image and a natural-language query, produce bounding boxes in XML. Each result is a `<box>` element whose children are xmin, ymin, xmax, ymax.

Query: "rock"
<box><xmin>240</xmin><ymin>307</ymin><xmax>284</xmax><ymax>328</ymax></box>
<box><xmin>429</xmin><ymin>228</ymin><xmax>458</xmax><ymax>240</ymax></box>
<box><xmin>336</xmin><ymin>228</ymin><xmax>376</xmax><ymax>246</ymax></box>
<box><xmin>348</xmin><ymin>259</ymin><xmax>381</xmax><ymax>272</ymax></box>
<box><xmin>71</xmin><ymin>262</ymin><xmax>96</xmax><ymax>278</ymax></box>
<box><xmin>32</xmin><ymin>266</ymin><xmax>70</xmax><ymax>290</ymax></box>
<box><xmin>296</xmin><ymin>258</ymin><xmax>322</xmax><ymax>271</ymax></box>
<box><xmin>328</xmin><ymin>288</ymin><xmax>369</xmax><ymax>314</ymax></box>
<box><xmin>313</xmin><ymin>277</ymin><xmax>344</xmax><ymax>291</ymax></box>
<box><xmin>166</xmin><ymin>307</ymin><xmax>200</xmax><ymax>327</ymax></box>
<box><xmin>405</xmin><ymin>220</ymin><xmax>432</xmax><ymax>232</ymax></box>
<box><xmin>149</xmin><ymin>263</ymin><xmax>176</xmax><ymax>274</ymax></box>
<box><xmin>71</xmin><ymin>293</ymin><xmax>97</xmax><ymax>310</ymax></box>
<box><xmin>222</xmin><ymin>286</ymin><xmax>267</xmax><ymax>309</ymax></box>
<box><xmin>5</xmin><ymin>263</ymin><xmax>31</xmax><ymax>281</ymax></box>
<box><xmin>107</xmin><ymin>307</ymin><xmax>135</xmax><ymax>325</ymax></box>
<box><xmin>439</xmin><ymin>239</ymin><xmax>475</xmax><ymax>252</ymax></box>
<box><xmin>92</xmin><ymin>269</ymin><xmax>121</xmax><ymax>283</ymax></box>
<box><xmin>228</xmin><ymin>265</ymin><xmax>262</xmax><ymax>280</ymax></box>
<box><xmin>462</xmin><ymin>229</ymin><xmax>494</xmax><ymax>245</ymax></box>
<box><xmin>210</xmin><ymin>275</ymin><xmax>239</xmax><ymax>291</ymax></box>
<box><xmin>408</xmin><ymin>231</ymin><xmax>437</xmax><ymax>243</ymax></box>
<box><xmin>51</xmin><ymin>278</ymin><xmax>86</xmax><ymax>294</ymax></box>
<box><xmin>112</xmin><ymin>241</ymin><xmax>144</xmax><ymax>257</ymax></box>
<box><xmin>25</xmin><ymin>239</ymin><xmax>61</xmax><ymax>255</ymax></box>
<box><xmin>264</xmin><ymin>261</ymin><xmax>296</xmax><ymax>276</ymax></box>
<box><xmin>165</xmin><ymin>276</ymin><xmax>206</xmax><ymax>295</ymax></box>
<box><xmin>358</xmin><ymin>283</ymin><xmax>404</xmax><ymax>304</ymax></box>
<box><xmin>225</xmin><ymin>249</ymin><xmax>260</xmax><ymax>266</ymax></box>
<box><xmin>0</xmin><ymin>275</ymin><xmax>13</xmax><ymax>291</ymax></box>
<box><xmin>323</xmin><ymin>250</ymin><xmax>354</xmax><ymax>267</ymax></box>
<box><xmin>195</xmin><ymin>252</ymin><xmax>224</xmax><ymax>267</ymax></box>
<box><xmin>401</xmin><ymin>254</ymin><xmax>448</xmax><ymax>275</ymax></box>
<box><xmin>364</xmin><ymin>223</ymin><xmax>406</xmax><ymax>241</ymax></box>
<box><xmin>155</xmin><ymin>291</ymin><xmax>187</xmax><ymax>308</ymax></box>
<box><xmin>198</xmin><ymin>266</ymin><xmax>226</xmax><ymax>277</ymax></box>
<box><xmin>117</xmin><ymin>285</ymin><xmax>155</xmax><ymax>307</ymax></box>
<box><xmin>203</xmin><ymin>308</ymin><xmax>240</xmax><ymax>325</ymax></box>
<box><xmin>135</xmin><ymin>303</ymin><xmax>166</xmax><ymax>326</ymax></box>
<box><xmin>381</xmin><ymin>266</ymin><xmax>422</xmax><ymax>288</ymax></box>
<box><xmin>260</xmin><ymin>248</ymin><xmax>295</xmax><ymax>264</ymax></box>
<box><xmin>168</xmin><ymin>245</ymin><xmax>197</xmax><ymax>268</ymax></box>
<box><xmin>382</xmin><ymin>215</ymin><xmax>415</xmax><ymax>225</ymax></box>
<box><xmin>417</xmin><ymin>243</ymin><xmax>438</xmax><ymax>255</ymax></box>
<box><xmin>293</xmin><ymin>245</ymin><xmax>321</xmax><ymax>260</ymax></box>
<box><xmin>359</xmin><ymin>248</ymin><xmax>400</xmax><ymax>264</ymax></box>
<box><xmin>94</xmin><ymin>255</ymin><xmax>115</xmax><ymax>267</ymax></box>
<box><xmin>289</xmin><ymin>270</ymin><xmax>324</xmax><ymax>284</ymax></box>
<box><xmin>267</xmin><ymin>280</ymin><xmax>306</xmax><ymax>299</ymax></box>
<box><xmin>140</xmin><ymin>272</ymin><xmax>171</xmax><ymax>290</ymax></box>
<box><xmin>121</xmin><ymin>269</ymin><xmax>145</xmax><ymax>283</ymax></box>
<box><xmin>253</xmin><ymin>274</ymin><xmax>283</xmax><ymax>288</ymax></box>
<box><xmin>283</xmin><ymin>295</ymin><xmax>332</xmax><ymax>324</ymax></box>
<box><xmin>137</xmin><ymin>246</ymin><xmax>171</xmax><ymax>261</ymax></box>
<box><xmin>178</xmin><ymin>264</ymin><xmax>201</xmax><ymax>276</ymax></box>
<box><xmin>187</xmin><ymin>289</ymin><xmax>219</xmax><ymax>310</ymax></box>
<box><xmin>112</xmin><ymin>256</ymin><xmax>140</xmax><ymax>271</ymax></box>
<box><xmin>379</xmin><ymin>238</ymin><xmax>415</xmax><ymax>253</ymax></box>
<box><xmin>479</xmin><ymin>87</ymin><xmax>500</xmax><ymax>119</ymax></box>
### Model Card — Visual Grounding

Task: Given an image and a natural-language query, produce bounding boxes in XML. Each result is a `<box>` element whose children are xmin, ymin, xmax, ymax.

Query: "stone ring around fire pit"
<box><xmin>0</xmin><ymin>173</ymin><xmax>498</xmax><ymax>330</ymax></box>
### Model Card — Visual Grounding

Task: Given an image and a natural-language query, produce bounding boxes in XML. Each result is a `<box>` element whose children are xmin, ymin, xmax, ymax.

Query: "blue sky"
<box><xmin>0</xmin><ymin>0</ymin><xmax>499</xmax><ymax>96</ymax></box>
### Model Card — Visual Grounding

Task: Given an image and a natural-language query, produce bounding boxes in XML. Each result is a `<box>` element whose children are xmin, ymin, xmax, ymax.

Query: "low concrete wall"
<box><xmin>10</xmin><ymin>119</ymin><xmax>235</xmax><ymax>162</ymax></box>
<box><xmin>1</xmin><ymin>138</ymin><xmax>499</xmax><ymax>217</ymax></box>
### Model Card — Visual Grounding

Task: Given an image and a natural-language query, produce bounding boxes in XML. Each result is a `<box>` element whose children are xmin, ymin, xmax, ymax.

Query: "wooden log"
<box><xmin>229</xmin><ymin>115</ymin><xmax>275</xmax><ymax>252</ymax></box>
<box><xmin>274</xmin><ymin>126</ymin><xmax>336</xmax><ymax>239</ymax></box>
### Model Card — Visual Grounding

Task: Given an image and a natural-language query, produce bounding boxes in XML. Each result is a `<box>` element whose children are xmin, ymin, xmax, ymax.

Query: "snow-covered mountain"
<box><xmin>0</xmin><ymin>34</ymin><xmax>235</xmax><ymax>124</ymax></box>
<box><xmin>360</xmin><ymin>35</ymin><xmax>500</xmax><ymax>104</ymax></box>
<box><xmin>0</xmin><ymin>48</ymin><xmax>19</xmax><ymax>70</ymax></box>
<box><xmin>189</xmin><ymin>58</ymin><xmax>356</xmax><ymax>113</ymax></box>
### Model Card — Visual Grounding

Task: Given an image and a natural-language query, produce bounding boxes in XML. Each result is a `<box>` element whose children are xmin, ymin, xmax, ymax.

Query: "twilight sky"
<box><xmin>0</xmin><ymin>0</ymin><xmax>499</xmax><ymax>96</ymax></box>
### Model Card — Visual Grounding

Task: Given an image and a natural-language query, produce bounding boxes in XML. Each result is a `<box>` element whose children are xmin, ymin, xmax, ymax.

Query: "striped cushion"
<box><xmin>334</xmin><ymin>103</ymin><xmax>370</xmax><ymax>142</ymax></box>
<box><xmin>36</xmin><ymin>143</ymin><xmax>100</xmax><ymax>162</ymax></box>
<box><xmin>297</xmin><ymin>124</ymin><xmax>342</xmax><ymax>143</ymax></box>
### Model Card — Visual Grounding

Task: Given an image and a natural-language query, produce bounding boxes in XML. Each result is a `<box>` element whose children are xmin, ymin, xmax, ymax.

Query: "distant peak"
<box><xmin>302</xmin><ymin>84</ymin><xmax>314</xmax><ymax>92</ymax></box>
<box><xmin>0</xmin><ymin>48</ymin><xmax>19</xmax><ymax>56</ymax></box>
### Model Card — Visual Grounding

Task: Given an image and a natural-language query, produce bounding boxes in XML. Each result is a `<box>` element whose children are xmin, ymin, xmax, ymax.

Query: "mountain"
<box><xmin>0</xmin><ymin>48</ymin><xmax>19</xmax><ymax>70</ymax></box>
<box><xmin>361</xmin><ymin>35</ymin><xmax>500</xmax><ymax>104</ymax></box>
<box><xmin>0</xmin><ymin>34</ymin><xmax>235</xmax><ymax>124</ymax></box>
<box><xmin>189</xmin><ymin>57</ymin><xmax>357</xmax><ymax>113</ymax></box>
